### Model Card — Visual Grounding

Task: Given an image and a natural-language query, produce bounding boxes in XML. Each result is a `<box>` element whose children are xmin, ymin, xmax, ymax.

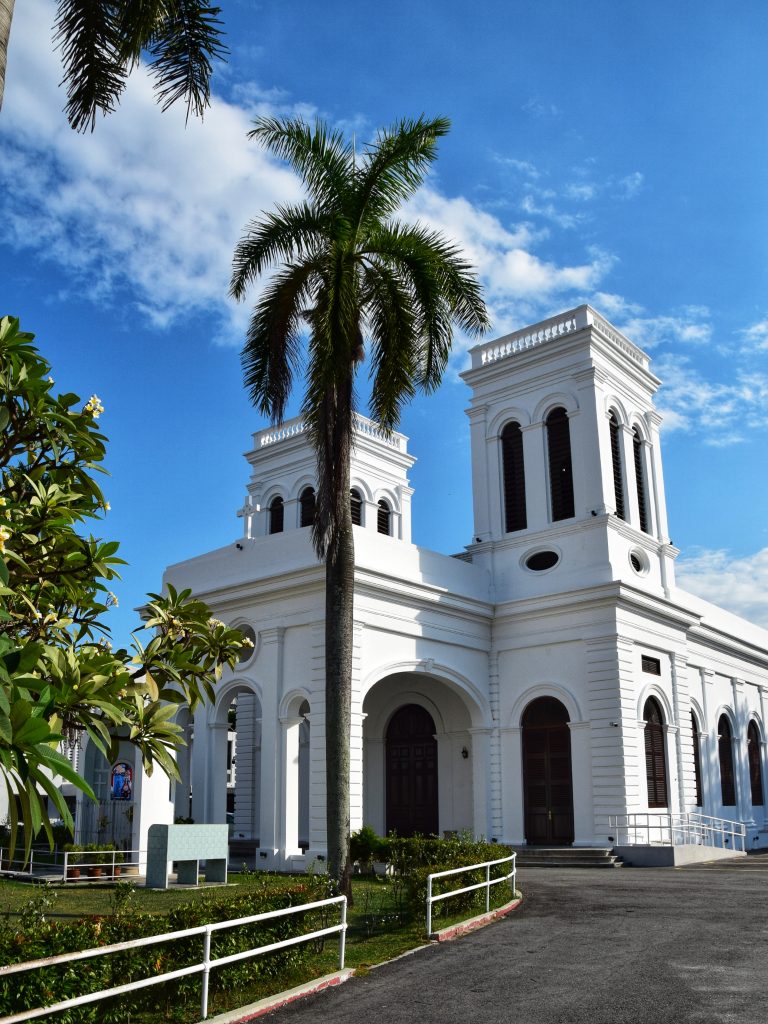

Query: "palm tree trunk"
<box><xmin>325</xmin><ymin>497</ymin><xmax>354</xmax><ymax>897</ymax></box>
<box><xmin>0</xmin><ymin>0</ymin><xmax>14</xmax><ymax>112</ymax></box>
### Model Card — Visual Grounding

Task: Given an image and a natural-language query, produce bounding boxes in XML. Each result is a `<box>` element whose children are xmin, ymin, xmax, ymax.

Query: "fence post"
<box><xmin>339</xmin><ymin>897</ymin><xmax>347</xmax><ymax>970</ymax></box>
<box><xmin>485</xmin><ymin>863</ymin><xmax>490</xmax><ymax>914</ymax></box>
<box><xmin>29</xmin><ymin>849</ymin><xmax>34</xmax><ymax>875</ymax></box>
<box><xmin>201</xmin><ymin>925</ymin><xmax>212</xmax><ymax>1019</ymax></box>
<box><xmin>426</xmin><ymin>874</ymin><xmax>433</xmax><ymax>937</ymax></box>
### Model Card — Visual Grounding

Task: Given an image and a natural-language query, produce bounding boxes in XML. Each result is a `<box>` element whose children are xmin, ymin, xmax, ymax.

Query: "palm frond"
<box><xmin>360</xmin><ymin>260</ymin><xmax>417</xmax><ymax>430</ymax></box>
<box><xmin>241</xmin><ymin>260</ymin><xmax>319</xmax><ymax>423</ymax></box>
<box><xmin>352</xmin><ymin>115</ymin><xmax>450</xmax><ymax>225</ymax></box>
<box><xmin>114</xmin><ymin>0</ymin><xmax>163</xmax><ymax>66</ymax></box>
<box><xmin>146</xmin><ymin>0</ymin><xmax>227</xmax><ymax>120</ymax></box>
<box><xmin>54</xmin><ymin>0</ymin><xmax>126</xmax><ymax>132</ymax></box>
<box><xmin>249</xmin><ymin>116</ymin><xmax>352</xmax><ymax>211</ymax></box>
<box><xmin>230</xmin><ymin>203</ymin><xmax>331</xmax><ymax>301</ymax></box>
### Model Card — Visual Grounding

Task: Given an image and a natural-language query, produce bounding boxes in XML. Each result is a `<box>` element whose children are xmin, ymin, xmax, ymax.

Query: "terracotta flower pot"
<box><xmin>87</xmin><ymin>866</ymin><xmax>103</xmax><ymax>878</ymax></box>
<box><xmin>67</xmin><ymin>866</ymin><xmax>81</xmax><ymax>880</ymax></box>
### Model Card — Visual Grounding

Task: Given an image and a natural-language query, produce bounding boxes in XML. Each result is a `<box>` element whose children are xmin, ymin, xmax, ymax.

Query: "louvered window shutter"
<box><xmin>609</xmin><ymin>413</ymin><xmax>626</xmax><ymax>520</ymax></box>
<box><xmin>269</xmin><ymin>497</ymin><xmax>284</xmax><ymax>535</ymax></box>
<box><xmin>300</xmin><ymin>488</ymin><xmax>315</xmax><ymax>528</ymax></box>
<box><xmin>718</xmin><ymin>716</ymin><xmax>736</xmax><ymax>806</ymax></box>
<box><xmin>546</xmin><ymin>407</ymin><xmax>575</xmax><ymax>522</ymax></box>
<box><xmin>748</xmin><ymin>721</ymin><xmax>764</xmax><ymax>806</ymax></box>
<box><xmin>633</xmin><ymin>429</ymin><xmax>650</xmax><ymax>534</ymax></box>
<box><xmin>501</xmin><ymin>422</ymin><xmax>527</xmax><ymax>532</ymax></box>
<box><xmin>643</xmin><ymin>698</ymin><xmax>668</xmax><ymax>808</ymax></box>
<box><xmin>691</xmin><ymin>711</ymin><xmax>703</xmax><ymax>807</ymax></box>
<box><xmin>350</xmin><ymin>489</ymin><xmax>363</xmax><ymax>526</ymax></box>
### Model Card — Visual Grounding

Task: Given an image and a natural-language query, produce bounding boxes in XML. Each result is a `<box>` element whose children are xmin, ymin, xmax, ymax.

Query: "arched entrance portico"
<box><xmin>522</xmin><ymin>696</ymin><xmax>574</xmax><ymax>846</ymax></box>
<box><xmin>362</xmin><ymin>668</ymin><xmax>489</xmax><ymax>839</ymax></box>
<box><xmin>386</xmin><ymin>704</ymin><xmax>438</xmax><ymax>837</ymax></box>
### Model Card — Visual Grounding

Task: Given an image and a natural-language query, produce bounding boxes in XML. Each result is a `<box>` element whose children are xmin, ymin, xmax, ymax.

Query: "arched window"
<box><xmin>633</xmin><ymin>428</ymin><xmax>650</xmax><ymax>534</ymax></box>
<box><xmin>501</xmin><ymin>421</ymin><xmax>527</xmax><ymax>532</ymax></box>
<box><xmin>691</xmin><ymin>711</ymin><xmax>703</xmax><ymax>807</ymax></box>
<box><xmin>718</xmin><ymin>715</ymin><xmax>736</xmax><ymax>806</ymax></box>
<box><xmin>748</xmin><ymin>721</ymin><xmax>764</xmax><ymax>806</ymax></box>
<box><xmin>268</xmin><ymin>496</ymin><xmax>284</xmax><ymax>535</ymax></box>
<box><xmin>350</xmin><ymin>488</ymin><xmax>363</xmax><ymax>526</ymax></box>
<box><xmin>546</xmin><ymin>407</ymin><xmax>574</xmax><ymax>521</ymax></box>
<box><xmin>377</xmin><ymin>499</ymin><xmax>391</xmax><ymax>536</ymax></box>
<box><xmin>609</xmin><ymin>412</ymin><xmax>626</xmax><ymax>520</ymax></box>
<box><xmin>299</xmin><ymin>487</ymin><xmax>315</xmax><ymax>528</ymax></box>
<box><xmin>643</xmin><ymin>697</ymin><xmax>668</xmax><ymax>808</ymax></box>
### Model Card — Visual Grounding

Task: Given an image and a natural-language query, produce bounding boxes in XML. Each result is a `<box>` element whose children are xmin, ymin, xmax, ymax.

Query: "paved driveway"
<box><xmin>265</xmin><ymin>856</ymin><xmax>768</xmax><ymax>1024</ymax></box>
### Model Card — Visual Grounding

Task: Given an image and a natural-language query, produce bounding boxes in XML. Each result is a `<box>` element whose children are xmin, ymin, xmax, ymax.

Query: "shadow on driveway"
<box><xmin>262</xmin><ymin>855</ymin><xmax>768</xmax><ymax>1024</ymax></box>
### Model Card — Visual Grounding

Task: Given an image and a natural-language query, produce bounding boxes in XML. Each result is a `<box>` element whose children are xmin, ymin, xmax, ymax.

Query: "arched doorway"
<box><xmin>386</xmin><ymin>704</ymin><xmax>439</xmax><ymax>837</ymax></box>
<box><xmin>522</xmin><ymin>696</ymin><xmax>574</xmax><ymax>846</ymax></box>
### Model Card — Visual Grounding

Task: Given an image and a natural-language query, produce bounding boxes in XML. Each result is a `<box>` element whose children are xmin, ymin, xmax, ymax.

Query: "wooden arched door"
<box><xmin>386</xmin><ymin>704</ymin><xmax>439</xmax><ymax>837</ymax></box>
<box><xmin>522</xmin><ymin>697</ymin><xmax>574</xmax><ymax>845</ymax></box>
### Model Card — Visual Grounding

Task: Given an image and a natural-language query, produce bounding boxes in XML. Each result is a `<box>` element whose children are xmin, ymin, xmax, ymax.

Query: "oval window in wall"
<box><xmin>524</xmin><ymin>550</ymin><xmax>559</xmax><ymax>572</ymax></box>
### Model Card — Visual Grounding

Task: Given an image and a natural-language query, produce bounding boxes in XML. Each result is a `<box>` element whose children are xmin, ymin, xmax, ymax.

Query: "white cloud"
<box><xmin>617</xmin><ymin>308</ymin><xmax>713</xmax><ymax>349</ymax></box>
<box><xmin>653</xmin><ymin>354</ymin><xmax>768</xmax><ymax>443</ymax></box>
<box><xmin>676</xmin><ymin>547</ymin><xmax>768</xmax><ymax>630</ymax></box>
<box><xmin>616</xmin><ymin>172</ymin><xmax>644</xmax><ymax>198</ymax></box>
<box><xmin>1</xmin><ymin>0</ymin><xmax>615</xmax><ymax>351</ymax></box>
<box><xmin>743</xmin><ymin>317</ymin><xmax>768</xmax><ymax>352</ymax></box>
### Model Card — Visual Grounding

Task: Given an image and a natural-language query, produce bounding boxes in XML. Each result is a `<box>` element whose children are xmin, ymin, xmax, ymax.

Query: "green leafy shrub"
<box><xmin>350</xmin><ymin>825</ymin><xmax>387</xmax><ymax>869</ymax></box>
<box><xmin>0</xmin><ymin>875</ymin><xmax>334</xmax><ymax>1023</ymax></box>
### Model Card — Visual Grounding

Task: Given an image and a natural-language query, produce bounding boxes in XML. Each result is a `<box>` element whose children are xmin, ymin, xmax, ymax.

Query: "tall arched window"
<box><xmin>643</xmin><ymin>697</ymin><xmax>668</xmax><ymax>808</ymax></box>
<box><xmin>377</xmin><ymin>499</ymin><xmax>391</xmax><ymax>536</ymax></box>
<box><xmin>546</xmin><ymin>407</ymin><xmax>574</xmax><ymax>521</ymax></box>
<box><xmin>268</xmin><ymin>496</ymin><xmax>284</xmax><ymax>535</ymax></box>
<box><xmin>691</xmin><ymin>711</ymin><xmax>703</xmax><ymax>807</ymax></box>
<box><xmin>501</xmin><ymin>421</ymin><xmax>527</xmax><ymax>532</ymax></box>
<box><xmin>633</xmin><ymin>428</ymin><xmax>650</xmax><ymax>534</ymax></box>
<box><xmin>718</xmin><ymin>715</ymin><xmax>736</xmax><ymax>806</ymax></box>
<box><xmin>350</xmin><ymin>488</ymin><xmax>363</xmax><ymax>526</ymax></box>
<box><xmin>748</xmin><ymin>721</ymin><xmax>764</xmax><ymax>806</ymax></box>
<box><xmin>609</xmin><ymin>412</ymin><xmax>626</xmax><ymax>520</ymax></box>
<box><xmin>299</xmin><ymin>487</ymin><xmax>315</xmax><ymax>528</ymax></box>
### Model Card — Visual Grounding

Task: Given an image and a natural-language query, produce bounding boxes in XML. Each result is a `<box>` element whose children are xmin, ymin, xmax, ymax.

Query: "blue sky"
<box><xmin>2</xmin><ymin>0</ymin><xmax>768</xmax><ymax>639</ymax></box>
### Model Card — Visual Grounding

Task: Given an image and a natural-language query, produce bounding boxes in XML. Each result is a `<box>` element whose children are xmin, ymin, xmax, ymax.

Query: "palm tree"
<box><xmin>230</xmin><ymin>115</ymin><xmax>489</xmax><ymax>890</ymax></box>
<box><xmin>0</xmin><ymin>0</ymin><xmax>225</xmax><ymax>131</ymax></box>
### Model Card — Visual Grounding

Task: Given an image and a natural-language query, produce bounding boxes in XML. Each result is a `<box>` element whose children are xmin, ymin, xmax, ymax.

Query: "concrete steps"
<box><xmin>513</xmin><ymin>846</ymin><xmax>624</xmax><ymax>868</ymax></box>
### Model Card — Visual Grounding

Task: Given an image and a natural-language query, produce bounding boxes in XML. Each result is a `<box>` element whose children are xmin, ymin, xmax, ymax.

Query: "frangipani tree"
<box><xmin>0</xmin><ymin>314</ymin><xmax>250</xmax><ymax>859</ymax></box>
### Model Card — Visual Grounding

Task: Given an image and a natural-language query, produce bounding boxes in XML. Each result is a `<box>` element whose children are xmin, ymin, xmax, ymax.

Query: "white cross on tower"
<box><xmin>236</xmin><ymin>496</ymin><xmax>260</xmax><ymax>540</ymax></box>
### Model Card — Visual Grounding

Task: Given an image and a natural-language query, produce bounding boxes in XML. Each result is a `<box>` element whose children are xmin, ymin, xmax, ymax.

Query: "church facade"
<box><xmin>160</xmin><ymin>305</ymin><xmax>768</xmax><ymax>870</ymax></box>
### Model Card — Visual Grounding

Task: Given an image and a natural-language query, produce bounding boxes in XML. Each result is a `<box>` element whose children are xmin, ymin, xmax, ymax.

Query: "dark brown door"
<box><xmin>386</xmin><ymin>704</ymin><xmax>439</xmax><ymax>837</ymax></box>
<box><xmin>522</xmin><ymin>697</ymin><xmax>574</xmax><ymax>846</ymax></box>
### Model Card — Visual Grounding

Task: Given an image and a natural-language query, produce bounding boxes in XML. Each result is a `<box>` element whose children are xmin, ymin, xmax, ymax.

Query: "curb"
<box><xmin>199</xmin><ymin>896</ymin><xmax>522</xmax><ymax>1021</ymax></box>
<box><xmin>199</xmin><ymin>969</ymin><xmax>355</xmax><ymax>1023</ymax></box>
<box><xmin>429</xmin><ymin>896</ymin><xmax>523</xmax><ymax>942</ymax></box>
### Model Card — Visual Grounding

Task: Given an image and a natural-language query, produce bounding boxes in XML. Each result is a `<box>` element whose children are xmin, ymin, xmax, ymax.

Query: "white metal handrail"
<box><xmin>62</xmin><ymin>848</ymin><xmax>142</xmax><ymax>881</ymax></box>
<box><xmin>0</xmin><ymin>894</ymin><xmax>347</xmax><ymax>1023</ymax></box>
<box><xmin>425</xmin><ymin>853</ymin><xmax>516</xmax><ymax>937</ymax></box>
<box><xmin>608</xmin><ymin>812</ymin><xmax>746</xmax><ymax>852</ymax></box>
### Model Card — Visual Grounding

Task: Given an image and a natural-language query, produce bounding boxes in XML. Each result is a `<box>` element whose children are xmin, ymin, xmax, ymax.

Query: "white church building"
<box><xmin>152</xmin><ymin>305</ymin><xmax>768</xmax><ymax>870</ymax></box>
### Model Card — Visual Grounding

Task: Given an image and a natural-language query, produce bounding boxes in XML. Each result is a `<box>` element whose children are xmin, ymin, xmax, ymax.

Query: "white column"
<box><xmin>469</xmin><ymin>727</ymin><xmax>491</xmax><ymax>840</ymax></box>
<box><xmin>488</xmin><ymin>652</ymin><xmax>503</xmax><ymax>841</ymax></box>
<box><xmin>280</xmin><ymin>715</ymin><xmax>304</xmax><ymax>856</ymax></box>
<box><xmin>569</xmin><ymin>721</ymin><xmax>594</xmax><ymax>845</ymax></box>
<box><xmin>732</xmin><ymin>678</ymin><xmax>753</xmax><ymax>825</ymax></box>
<box><xmin>206</xmin><ymin>722</ymin><xmax>229</xmax><ymax>825</ymax></box>
<box><xmin>467</xmin><ymin>404</ymin><xmax>492</xmax><ymax>540</ymax></box>
<box><xmin>671</xmin><ymin>653</ymin><xmax>694</xmax><ymax>812</ymax></box>
<box><xmin>257</xmin><ymin>628</ymin><xmax>283</xmax><ymax>867</ymax></box>
<box><xmin>521</xmin><ymin>422</ymin><xmax>548</xmax><ymax>530</ymax></box>
<box><xmin>700</xmin><ymin>669</ymin><xmax>718</xmax><ymax>813</ymax></box>
<box><xmin>501</xmin><ymin>725</ymin><xmax>524</xmax><ymax>844</ymax></box>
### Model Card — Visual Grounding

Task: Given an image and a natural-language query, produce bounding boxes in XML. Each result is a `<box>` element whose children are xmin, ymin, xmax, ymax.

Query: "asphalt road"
<box><xmin>264</xmin><ymin>856</ymin><xmax>768</xmax><ymax>1024</ymax></box>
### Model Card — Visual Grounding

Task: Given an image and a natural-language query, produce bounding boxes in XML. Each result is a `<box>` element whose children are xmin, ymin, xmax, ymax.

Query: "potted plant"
<box><xmin>64</xmin><ymin>844</ymin><xmax>82</xmax><ymax>879</ymax></box>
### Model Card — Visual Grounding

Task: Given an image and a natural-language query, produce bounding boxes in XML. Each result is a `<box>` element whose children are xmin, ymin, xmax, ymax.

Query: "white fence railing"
<box><xmin>0</xmin><ymin>894</ymin><xmax>347</xmax><ymax>1023</ymax></box>
<box><xmin>425</xmin><ymin>853</ymin><xmax>516</xmax><ymax>937</ymax></box>
<box><xmin>608</xmin><ymin>813</ymin><xmax>746</xmax><ymax>852</ymax></box>
<box><xmin>0</xmin><ymin>847</ymin><xmax>144</xmax><ymax>881</ymax></box>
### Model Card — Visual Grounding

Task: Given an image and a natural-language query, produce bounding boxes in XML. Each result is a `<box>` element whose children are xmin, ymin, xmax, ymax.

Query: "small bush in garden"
<box><xmin>0</xmin><ymin>875</ymin><xmax>335</xmax><ymax>1023</ymax></box>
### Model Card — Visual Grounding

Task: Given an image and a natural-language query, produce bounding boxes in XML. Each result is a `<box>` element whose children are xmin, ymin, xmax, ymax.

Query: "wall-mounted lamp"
<box><xmin>235</xmin><ymin>542</ymin><xmax>243</xmax><ymax>550</ymax></box>
<box><xmin>259</xmin><ymin>851</ymin><xmax>268</xmax><ymax>859</ymax></box>
<box><xmin>316</xmin><ymin>854</ymin><xmax>325</xmax><ymax>862</ymax></box>
<box><xmin>461</xmin><ymin>746</ymin><xmax>469</xmax><ymax>759</ymax></box>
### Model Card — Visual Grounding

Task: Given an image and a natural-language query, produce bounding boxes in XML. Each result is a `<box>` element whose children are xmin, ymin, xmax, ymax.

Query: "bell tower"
<box><xmin>461</xmin><ymin>305</ymin><xmax>677</xmax><ymax>602</ymax></box>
